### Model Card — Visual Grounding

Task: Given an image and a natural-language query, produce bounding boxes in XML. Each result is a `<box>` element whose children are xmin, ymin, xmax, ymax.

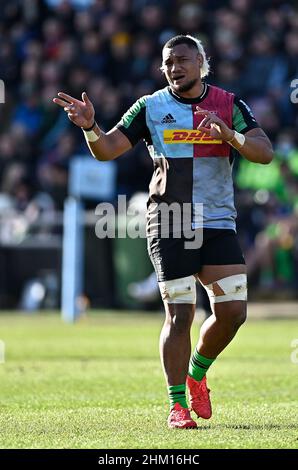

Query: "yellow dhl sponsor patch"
<box><xmin>163</xmin><ymin>129</ymin><xmax>222</xmax><ymax>144</ymax></box>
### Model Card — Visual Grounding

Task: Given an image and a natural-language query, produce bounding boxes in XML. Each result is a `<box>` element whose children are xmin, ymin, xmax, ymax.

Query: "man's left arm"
<box><xmin>227</xmin><ymin>96</ymin><xmax>273</xmax><ymax>164</ymax></box>
<box><xmin>228</xmin><ymin>127</ymin><xmax>273</xmax><ymax>164</ymax></box>
<box><xmin>196</xmin><ymin>96</ymin><xmax>273</xmax><ymax>164</ymax></box>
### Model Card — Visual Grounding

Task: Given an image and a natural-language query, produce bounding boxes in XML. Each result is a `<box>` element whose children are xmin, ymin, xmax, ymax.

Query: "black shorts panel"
<box><xmin>147</xmin><ymin>228</ymin><xmax>245</xmax><ymax>282</ymax></box>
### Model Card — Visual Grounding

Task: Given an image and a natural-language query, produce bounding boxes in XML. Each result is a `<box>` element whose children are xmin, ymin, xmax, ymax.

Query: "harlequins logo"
<box><xmin>161</xmin><ymin>113</ymin><xmax>176</xmax><ymax>123</ymax></box>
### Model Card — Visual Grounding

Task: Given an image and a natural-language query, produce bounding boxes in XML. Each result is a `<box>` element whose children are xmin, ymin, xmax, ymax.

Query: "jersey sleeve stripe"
<box><xmin>232</xmin><ymin>97</ymin><xmax>259</xmax><ymax>134</ymax></box>
<box><xmin>116</xmin><ymin>96</ymin><xmax>150</xmax><ymax>145</ymax></box>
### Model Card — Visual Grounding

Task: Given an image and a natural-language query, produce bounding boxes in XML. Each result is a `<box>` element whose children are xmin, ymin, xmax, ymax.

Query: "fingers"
<box><xmin>53</xmin><ymin>97</ymin><xmax>73</xmax><ymax>108</ymax></box>
<box><xmin>197</xmin><ymin>124</ymin><xmax>222</xmax><ymax>136</ymax></box>
<box><xmin>198</xmin><ymin>117</ymin><xmax>213</xmax><ymax>128</ymax></box>
<box><xmin>53</xmin><ymin>92</ymin><xmax>92</xmax><ymax>113</ymax></box>
<box><xmin>53</xmin><ymin>94</ymin><xmax>78</xmax><ymax>115</ymax></box>
<box><xmin>195</xmin><ymin>106</ymin><xmax>210</xmax><ymax>116</ymax></box>
<box><xmin>82</xmin><ymin>91</ymin><xmax>90</xmax><ymax>104</ymax></box>
<box><xmin>53</xmin><ymin>91</ymin><xmax>88</xmax><ymax>127</ymax></box>
<box><xmin>197</xmin><ymin>128</ymin><xmax>211</xmax><ymax>134</ymax></box>
<box><xmin>196</xmin><ymin>107</ymin><xmax>223</xmax><ymax>133</ymax></box>
<box><xmin>66</xmin><ymin>107</ymin><xmax>78</xmax><ymax>120</ymax></box>
<box><xmin>63</xmin><ymin>104</ymin><xmax>75</xmax><ymax>112</ymax></box>
<box><xmin>195</xmin><ymin>107</ymin><xmax>220</xmax><ymax>125</ymax></box>
<box><xmin>211</xmin><ymin>122</ymin><xmax>221</xmax><ymax>133</ymax></box>
<box><xmin>57</xmin><ymin>91</ymin><xmax>80</xmax><ymax>104</ymax></box>
<box><xmin>53</xmin><ymin>99</ymin><xmax>78</xmax><ymax>120</ymax></box>
<box><xmin>67</xmin><ymin>113</ymin><xmax>78</xmax><ymax>120</ymax></box>
<box><xmin>53</xmin><ymin>97</ymin><xmax>77</xmax><ymax>120</ymax></box>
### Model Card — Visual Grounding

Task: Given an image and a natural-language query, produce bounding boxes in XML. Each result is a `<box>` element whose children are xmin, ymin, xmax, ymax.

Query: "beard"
<box><xmin>174</xmin><ymin>77</ymin><xmax>198</xmax><ymax>93</ymax></box>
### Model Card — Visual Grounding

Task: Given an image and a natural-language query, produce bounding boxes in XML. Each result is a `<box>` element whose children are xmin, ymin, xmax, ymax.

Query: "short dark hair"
<box><xmin>163</xmin><ymin>35</ymin><xmax>198</xmax><ymax>51</ymax></box>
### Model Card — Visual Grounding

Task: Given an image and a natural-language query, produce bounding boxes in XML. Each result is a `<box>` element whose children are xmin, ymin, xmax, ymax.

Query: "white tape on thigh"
<box><xmin>159</xmin><ymin>275</ymin><xmax>196</xmax><ymax>304</ymax></box>
<box><xmin>205</xmin><ymin>274</ymin><xmax>247</xmax><ymax>303</ymax></box>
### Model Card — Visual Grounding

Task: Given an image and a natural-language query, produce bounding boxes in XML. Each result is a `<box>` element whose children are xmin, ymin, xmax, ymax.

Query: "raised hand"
<box><xmin>53</xmin><ymin>91</ymin><xmax>95</xmax><ymax>129</ymax></box>
<box><xmin>195</xmin><ymin>106</ymin><xmax>234</xmax><ymax>141</ymax></box>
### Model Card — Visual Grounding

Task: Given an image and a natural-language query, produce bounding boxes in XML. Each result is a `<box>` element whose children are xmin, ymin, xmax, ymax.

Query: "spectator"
<box><xmin>0</xmin><ymin>0</ymin><xmax>297</xmax><ymax>299</ymax></box>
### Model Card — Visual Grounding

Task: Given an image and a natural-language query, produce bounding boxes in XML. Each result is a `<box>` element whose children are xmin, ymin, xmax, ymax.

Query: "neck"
<box><xmin>173</xmin><ymin>80</ymin><xmax>204</xmax><ymax>99</ymax></box>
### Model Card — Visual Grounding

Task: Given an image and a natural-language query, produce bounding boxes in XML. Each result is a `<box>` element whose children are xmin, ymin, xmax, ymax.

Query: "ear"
<box><xmin>197</xmin><ymin>53</ymin><xmax>203</xmax><ymax>68</ymax></box>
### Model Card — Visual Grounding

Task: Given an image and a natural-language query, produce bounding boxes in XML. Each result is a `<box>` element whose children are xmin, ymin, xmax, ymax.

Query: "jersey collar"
<box><xmin>168</xmin><ymin>82</ymin><xmax>209</xmax><ymax>104</ymax></box>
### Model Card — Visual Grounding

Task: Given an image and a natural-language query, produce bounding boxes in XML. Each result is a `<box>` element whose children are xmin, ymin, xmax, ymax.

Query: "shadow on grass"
<box><xmin>197</xmin><ymin>423</ymin><xmax>298</xmax><ymax>431</ymax></box>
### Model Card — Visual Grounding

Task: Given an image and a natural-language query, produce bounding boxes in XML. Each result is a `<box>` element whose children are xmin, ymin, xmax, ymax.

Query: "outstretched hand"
<box><xmin>53</xmin><ymin>91</ymin><xmax>95</xmax><ymax>129</ymax></box>
<box><xmin>195</xmin><ymin>106</ymin><xmax>234</xmax><ymax>141</ymax></box>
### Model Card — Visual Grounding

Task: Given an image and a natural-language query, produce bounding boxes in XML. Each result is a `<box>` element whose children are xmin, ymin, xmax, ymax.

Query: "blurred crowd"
<box><xmin>0</xmin><ymin>0</ymin><xmax>297</xmax><ymax>296</ymax></box>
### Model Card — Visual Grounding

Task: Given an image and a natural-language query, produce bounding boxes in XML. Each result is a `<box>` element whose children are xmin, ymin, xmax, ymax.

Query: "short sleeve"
<box><xmin>232</xmin><ymin>96</ymin><xmax>259</xmax><ymax>134</ymax></box>
<box><xmin>116</xmin><ymin>96</ymin><xmax>150</xmax><ymax>146</ymax></box>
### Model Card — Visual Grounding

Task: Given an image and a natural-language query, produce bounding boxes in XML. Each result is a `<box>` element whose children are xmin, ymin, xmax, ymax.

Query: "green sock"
<box><xmin>188</xmin><ymin>349</ymin><xmax>216</xmax><ymax>381</ymax></box>
<box><xmin>168</xmin><ymin>384</ymin><xmax>188</xmax><ymax>409</ymax></box>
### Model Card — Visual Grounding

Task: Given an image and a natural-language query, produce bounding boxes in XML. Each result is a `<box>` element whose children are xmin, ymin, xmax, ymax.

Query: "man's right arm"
<box><xmin>53</xmin><ymin>91</ymin><xmax>134</xmax><ymax>161</ymax></box>
<box><xmin>83</xmin><ymin>124</ymin><xmax>133</xmax><ymax>161</ymax></box>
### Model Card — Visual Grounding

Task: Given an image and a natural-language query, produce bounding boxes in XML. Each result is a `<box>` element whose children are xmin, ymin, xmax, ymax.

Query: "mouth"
<box><xmin>172</xmin><ymin>75</ymin><xmax>185</xmax><ymax>84</ymax></box>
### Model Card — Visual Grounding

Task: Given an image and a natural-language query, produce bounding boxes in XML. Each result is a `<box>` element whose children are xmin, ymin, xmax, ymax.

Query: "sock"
<box><xmin>168</xmin><ymin>384</ymin><xmax>188</xmax><ymax>409</ymax></box>
<box><xmin>188</xmin><ymin>349</ymin><xmax>216</xmax><ymax>381</ymax></box>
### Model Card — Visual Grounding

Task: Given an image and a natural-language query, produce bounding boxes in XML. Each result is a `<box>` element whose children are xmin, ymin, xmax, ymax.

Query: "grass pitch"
<box><xmin>0</xmin><ymin>311</ymin><xmax>297</xmax><ymax>449</ymax></box>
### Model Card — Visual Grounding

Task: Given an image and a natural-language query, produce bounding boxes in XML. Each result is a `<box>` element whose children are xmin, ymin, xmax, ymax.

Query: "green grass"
<box><xmin>0</xmin><ymin>311</ymin><xmax>297</xmax><ymax>449</ymax></box>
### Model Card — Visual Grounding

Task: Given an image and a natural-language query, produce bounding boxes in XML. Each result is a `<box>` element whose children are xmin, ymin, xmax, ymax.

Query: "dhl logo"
<box><xmin>164</xmin><ymin>129</ymin><xmax>222</xmax><ymax>144</ymax></box>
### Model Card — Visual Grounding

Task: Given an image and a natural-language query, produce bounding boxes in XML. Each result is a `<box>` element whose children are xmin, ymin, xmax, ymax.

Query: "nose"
<box><xmin>171</xmin><ymin>62</ymin><xmax>181</xmax><ymax>74</ymax></box>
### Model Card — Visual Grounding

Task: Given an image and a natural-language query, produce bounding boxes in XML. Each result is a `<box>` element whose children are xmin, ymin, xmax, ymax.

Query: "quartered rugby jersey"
<box><xmin>116</xmin><ymin>83</ymin><xmax>259</xmax><ymax>234</ymax></box>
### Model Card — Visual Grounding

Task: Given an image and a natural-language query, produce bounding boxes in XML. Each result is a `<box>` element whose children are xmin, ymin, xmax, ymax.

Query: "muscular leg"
<box><xmin>160</xmin><ymin>302</ymin><xmax>195</xmax><ymax>385</ymax></box>
<box><xmin>195</xmin><ymin>264</ymin><xmax>247</xmax><ymax>358</ymax></box>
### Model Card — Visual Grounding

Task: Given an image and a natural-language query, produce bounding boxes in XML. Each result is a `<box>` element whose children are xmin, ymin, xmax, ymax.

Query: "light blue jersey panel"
<box><xmin>192</xmin><ymin>157</ymin><xmax>237</xmax><ymax>230</ymax></box>
<box><xmin>145</xmin><ymin>88</ymin><xmax>193</xmax><ymax>159</ymax></box>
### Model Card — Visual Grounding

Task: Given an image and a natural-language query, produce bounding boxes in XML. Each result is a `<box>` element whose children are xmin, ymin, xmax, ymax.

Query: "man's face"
<box><xmin>162</xmin><ymin>44</ymin><xmax>202</xmax><ymax>94</ymax></box>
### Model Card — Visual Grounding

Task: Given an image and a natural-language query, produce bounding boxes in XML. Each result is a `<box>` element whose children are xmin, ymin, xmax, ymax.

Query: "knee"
<box><xmin>233</xmin><ymin>305</ymin><xmax>247</xmax><ymax>328</ymax></box>
<box><xmin>166</xmin><ymin>306</ymin><xmax>194</xmax><ymax>335</ymax></box>
<box><xmin>172</xmin><ymin>314</ymin><xmax>191</xmax><ymax>334</ymax></box>
<box><xmin>225</xmin><ymin>303</ymin><xmax>247</xmax><ymax>330</ymax></box>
